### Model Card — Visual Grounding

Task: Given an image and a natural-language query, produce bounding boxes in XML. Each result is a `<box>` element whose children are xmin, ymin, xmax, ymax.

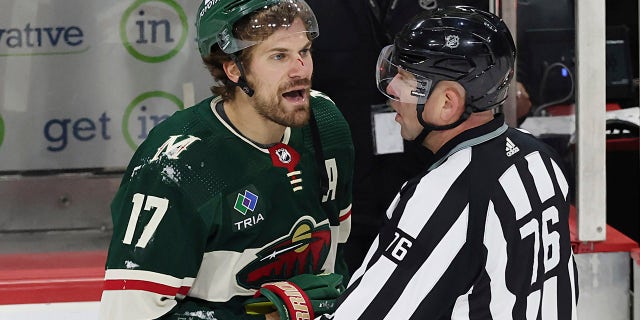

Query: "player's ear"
<box><xmin>223</xmin><ymin>60</ymin><xmax>241</xmax><ymax>83</ymax></box>
<box><xmin>440</xmin><ymin>82</ymin><xmax>465</xmax><ymax>122</ymax></box>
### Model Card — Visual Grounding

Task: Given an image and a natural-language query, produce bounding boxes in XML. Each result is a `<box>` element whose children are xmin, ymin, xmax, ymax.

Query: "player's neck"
<box><xmin>223</xmin><ymin>97</ymin><xmax>286</xmax><ymax>146</ymax></box>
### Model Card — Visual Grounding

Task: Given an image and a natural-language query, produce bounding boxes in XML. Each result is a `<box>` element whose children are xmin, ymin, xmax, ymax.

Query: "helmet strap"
<box><xmin>412</xmin><ymin>100</ymin><xmax>472</xmax><ymax>144</ymax></box>
<box><xmin>230</xmin><ymin>54</ymin><xmax>255</xmax><ymax>97</ymax></box>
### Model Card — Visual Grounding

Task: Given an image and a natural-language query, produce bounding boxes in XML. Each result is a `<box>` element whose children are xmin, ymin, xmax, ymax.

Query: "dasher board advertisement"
<box><xmin>0</xmin><ymin>0</ymin><xmax>211</xmax><ymax>171</ymax></box>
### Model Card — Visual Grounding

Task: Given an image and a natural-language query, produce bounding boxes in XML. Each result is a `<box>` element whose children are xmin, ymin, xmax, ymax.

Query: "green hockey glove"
<box><xmin>244</xmin><ymin>273</ymin><xmax>345</xmax><ymax>320</ymax></box>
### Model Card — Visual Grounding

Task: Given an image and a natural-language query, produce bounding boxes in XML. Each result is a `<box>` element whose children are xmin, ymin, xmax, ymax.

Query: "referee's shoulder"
<box><xmin>506</xmin><ymin>127</ymin><xmax>563</xmax><ymax>161</ymax></box>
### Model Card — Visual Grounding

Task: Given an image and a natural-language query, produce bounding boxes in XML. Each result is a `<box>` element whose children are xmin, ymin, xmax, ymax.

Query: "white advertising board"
<box><xmin>0</xmin><ymin>0</ymin><xmax>212</xmax><ymax>171</ymax></box>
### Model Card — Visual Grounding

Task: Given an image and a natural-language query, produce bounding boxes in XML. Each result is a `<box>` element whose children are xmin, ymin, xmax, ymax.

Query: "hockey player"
<box><xmin>318</xmin><ymin>6</ymin><xmax>578</xmax><ymax>319</ymax></box>
<box><xmin>99</xmin><ymin>0</ymin><xmax>354</xmax><ymax>319</ymax></box>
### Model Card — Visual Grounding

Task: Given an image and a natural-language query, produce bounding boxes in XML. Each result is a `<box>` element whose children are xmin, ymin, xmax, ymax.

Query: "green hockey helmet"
<box><xmin>196</xmin><ymin>0</ymin><xmax>319</xmax><ymax>56</ymax></box>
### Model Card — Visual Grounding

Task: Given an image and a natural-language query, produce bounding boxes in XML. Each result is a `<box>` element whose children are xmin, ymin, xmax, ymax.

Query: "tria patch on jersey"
<box><xmin>234</xmin><ymin>190</ymin><xmax>258</xmax><ymax>215</ymax></box>
<box><xmin>237</xmin><ymin>218</ymin><xmax>331</xmax><ymax>289</ymax></box>
<box><xmin>229</xmin><ymin>186</ymin><xmax>266</xmax><ymax>232</ymax></box>
<box><xmin>268</xmin><ymin>143</ymin><xmax>303</xmax><ymax>192</ymax></box>
<box><xmin>232</xmin><ymin>190</ymin><xmax>264</xmax><ymax>231</ymax></box>
<box><xmin>233</xmin><ymin>213</ymin><xmax>265</xmax><ymax>231</ymax></box>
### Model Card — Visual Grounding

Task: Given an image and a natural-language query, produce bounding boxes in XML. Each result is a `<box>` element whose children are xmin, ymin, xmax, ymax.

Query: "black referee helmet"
<box><xmin>377</xmin><ymin>6</ymin><xmax>516</xmax><ymax>118</ymax></box>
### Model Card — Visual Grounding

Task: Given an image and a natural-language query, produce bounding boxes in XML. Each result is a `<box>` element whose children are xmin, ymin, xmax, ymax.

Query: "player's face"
<box><xmin>385</xmin><ymin>69</ymin><xmax>427</xmax><ymax>140</ymax></box>
<box><xmin>244</xmin><ymin>18</ymin><xmax>313</xmax><ymax>128</ymax></box>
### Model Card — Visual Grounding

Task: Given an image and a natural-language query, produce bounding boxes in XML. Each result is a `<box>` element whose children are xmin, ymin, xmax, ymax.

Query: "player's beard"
<box><xmin>250</xmin><ymin>78</ymin><xmax>312</xmax><ymax>128</ymax></box>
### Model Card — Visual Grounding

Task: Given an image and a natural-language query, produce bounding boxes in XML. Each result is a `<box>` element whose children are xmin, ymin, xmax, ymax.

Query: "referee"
<box><xmin>318</xmin><ymin>6</ymin><xmax>578</xmax><ymax>320</ymax></box>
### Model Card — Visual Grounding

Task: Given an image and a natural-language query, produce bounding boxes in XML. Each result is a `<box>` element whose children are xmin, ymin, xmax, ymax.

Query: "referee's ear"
<box><xmin>440</xmin><ymin>81</ymin><xmax>466</xmax><ymax>124</ymax></box>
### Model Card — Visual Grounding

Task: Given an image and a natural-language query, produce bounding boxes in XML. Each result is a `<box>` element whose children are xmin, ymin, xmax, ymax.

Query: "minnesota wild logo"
<box><xmin>236</xmin><ymin>218</ymin><xmax>331</xmax><ymax>289</ymax></box>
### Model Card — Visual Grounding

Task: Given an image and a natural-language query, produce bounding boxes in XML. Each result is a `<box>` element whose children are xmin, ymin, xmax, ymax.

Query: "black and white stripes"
<box><xmin>318</xmin><ymin>117</ymin><xmax>578</xmax><ymax>320</ymax></box>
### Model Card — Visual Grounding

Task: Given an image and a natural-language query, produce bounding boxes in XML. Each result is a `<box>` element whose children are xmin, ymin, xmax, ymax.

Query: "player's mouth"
<box><xmin>281</xmin><ymin>87</ymin><xmax>308</xmax><ymax>103</ymax></box>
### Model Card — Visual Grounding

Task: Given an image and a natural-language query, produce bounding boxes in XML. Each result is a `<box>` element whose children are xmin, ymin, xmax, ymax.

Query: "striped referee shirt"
<box><xmin>319</xmin><ymin>114</ymin><xmax>578</xmax><ymax>320</ymax></box>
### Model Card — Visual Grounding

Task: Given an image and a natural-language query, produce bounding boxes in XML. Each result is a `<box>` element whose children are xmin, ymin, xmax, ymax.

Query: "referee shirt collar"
<box><xmin>428</xmin><ymin>113</ymin><xmax>508</xmax><ymax>171</ymax></box>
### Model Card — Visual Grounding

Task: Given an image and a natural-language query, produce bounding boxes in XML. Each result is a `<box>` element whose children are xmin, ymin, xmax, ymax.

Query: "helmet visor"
<box><xmin>220</xmin><ymin>0</ymin><xmax>319</xmax><ymax>54</ymax></box>
<box><xmin>376</xmin><ymin>45</ymin><xmax>433</xmax><ymax>104</ymax></box>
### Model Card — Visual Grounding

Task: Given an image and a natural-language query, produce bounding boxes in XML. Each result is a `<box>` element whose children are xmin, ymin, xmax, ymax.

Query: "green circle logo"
<box><xmin>123</xmin><ymin>91</ymin><xmax>183</xmax><ymax>149</ymax></box>
<box><xmin>0</xmin><ymin>114</ymin><xmax>4</xmax><ymax>148</ymax></box>
<box><xmin>120</xmin><ymin>0</ymin><xmax>188</xmax><ymax>63</ymax></box>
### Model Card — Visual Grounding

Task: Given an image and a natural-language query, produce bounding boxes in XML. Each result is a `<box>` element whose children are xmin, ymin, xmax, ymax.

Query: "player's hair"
<box><xmin>202</xmin><ymin>47</ymin><xmax>250</xmax><ymax>100</ymax></box>
<box><xmin>201</xmin><ymin>3</ymin><xmax>315</xmax><ymax>100</ymax></box>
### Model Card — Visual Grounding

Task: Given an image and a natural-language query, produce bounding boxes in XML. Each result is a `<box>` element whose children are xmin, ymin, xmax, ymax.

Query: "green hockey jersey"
<box><xmin>100</xmin><ymin>91</ymin><xmax>354</xmax><ymax>319</ymax></box>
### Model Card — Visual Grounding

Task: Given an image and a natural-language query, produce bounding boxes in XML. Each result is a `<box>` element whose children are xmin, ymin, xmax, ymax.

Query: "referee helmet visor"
<box><xmin>376</xmin><ymin>45</ymin><xmax>434</xmax><ymax>105</ymax></box>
